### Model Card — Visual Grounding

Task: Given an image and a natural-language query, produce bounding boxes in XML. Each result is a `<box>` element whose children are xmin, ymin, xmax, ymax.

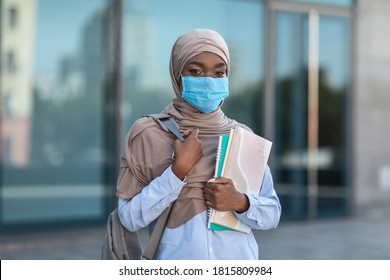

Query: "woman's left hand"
<box><xmin>203</xmin><ymin>177</ymin><xmax>249</xmax><ymax>213</ymax></box>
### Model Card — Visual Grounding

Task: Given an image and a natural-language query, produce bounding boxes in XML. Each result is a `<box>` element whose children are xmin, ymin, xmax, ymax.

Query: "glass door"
<box><xmin>272</xmin><ymin>8</ymin><xmax>350</xmax><ymax>220</ymax></box>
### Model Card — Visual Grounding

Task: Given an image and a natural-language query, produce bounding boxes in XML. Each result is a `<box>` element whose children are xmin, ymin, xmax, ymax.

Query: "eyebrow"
<box><xmin>187</xmin><ymin>61</ymin><xmax>227</xmax><ymax>68</ymax></box>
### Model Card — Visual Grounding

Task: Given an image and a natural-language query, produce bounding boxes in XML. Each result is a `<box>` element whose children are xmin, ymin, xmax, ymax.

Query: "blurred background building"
<box><xmin>0</xmin><ymin>0</ymin><xmax>389</xmax><ymax>235</ymax></box>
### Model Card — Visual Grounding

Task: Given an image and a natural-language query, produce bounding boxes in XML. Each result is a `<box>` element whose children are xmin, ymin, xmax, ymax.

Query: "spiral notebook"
<box><xmin>208</xmin><ymin>127</ymin><xmax>272</xmax><ymax>233</ymax></box>
<box><xmin>207</xmin><ymin>134</ymin><xmax>232</xmax><ymax>231</ymax></box>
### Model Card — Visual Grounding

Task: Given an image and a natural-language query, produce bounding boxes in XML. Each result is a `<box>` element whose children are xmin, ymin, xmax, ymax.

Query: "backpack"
<box><xmin>101</xmin><ymin>208</ymin><xmax>142</xmax><ymax>260</ymax></box>
<box><xmin>101</xmin><ymin>114</ymin><xmax>182</xmax><ymax>260</ymax></box>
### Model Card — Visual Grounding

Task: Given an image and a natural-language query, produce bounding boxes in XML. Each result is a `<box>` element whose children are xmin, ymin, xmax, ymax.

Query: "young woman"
<box><xmin>117</xmin><ymin>29</ymin><xmax>281</xmax><ymax>260</ymax></box>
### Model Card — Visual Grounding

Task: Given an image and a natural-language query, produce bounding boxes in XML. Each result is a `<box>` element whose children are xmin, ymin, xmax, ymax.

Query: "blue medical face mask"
<box><xmin>181</xmin><ymin>76</ymin><xmax>229</xmax><ymax>113</ymax></box>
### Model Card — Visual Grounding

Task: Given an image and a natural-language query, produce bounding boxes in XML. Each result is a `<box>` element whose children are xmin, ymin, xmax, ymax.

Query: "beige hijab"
<box><xmin>116</xmin><ymin>29</ymin><xmax>249</xmax><ymax>228</ymax></box>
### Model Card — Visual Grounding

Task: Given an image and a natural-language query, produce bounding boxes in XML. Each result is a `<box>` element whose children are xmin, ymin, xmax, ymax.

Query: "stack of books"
<box><xmin>207</xmin><ymin>127</ymin><xmax>272</xmax><ymax>233</ymax></box>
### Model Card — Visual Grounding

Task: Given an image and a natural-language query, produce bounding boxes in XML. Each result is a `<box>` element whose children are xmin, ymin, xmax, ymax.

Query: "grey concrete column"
<box><xmin>354</xmin><ymin>0</ymin><xmax>390</xmax><ymax>216</ymax></box>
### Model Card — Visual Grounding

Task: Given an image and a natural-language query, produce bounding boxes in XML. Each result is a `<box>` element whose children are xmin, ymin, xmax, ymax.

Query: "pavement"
<box><xmin>1</xmin><ymin>214</ymin><xmax>390</xmax><ymax>260</ymax></box>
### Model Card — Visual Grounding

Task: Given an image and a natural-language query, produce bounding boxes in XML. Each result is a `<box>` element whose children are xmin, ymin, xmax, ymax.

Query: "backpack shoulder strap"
<box><xmin>141</xmin><ymin>203</ymin><xmax>173</xmax><ymax>260</ymax></box>
<box><xmin>144</xmin><ymin>113</ymin><xmax>184</xmax><ymax>141</ymax></box>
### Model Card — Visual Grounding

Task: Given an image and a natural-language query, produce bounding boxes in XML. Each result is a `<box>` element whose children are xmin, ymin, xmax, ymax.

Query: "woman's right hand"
<box><xmin>171</xmin><ymin>128</ymin><xmax>203</xmax><ymax>180</ymax></box>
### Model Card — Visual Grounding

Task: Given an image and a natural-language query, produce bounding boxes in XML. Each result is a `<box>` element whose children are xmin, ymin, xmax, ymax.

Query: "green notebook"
<box><xmin>208</xmin><ymin>134</ymin><xmax>231</xmax><ymax>231</ymax></box>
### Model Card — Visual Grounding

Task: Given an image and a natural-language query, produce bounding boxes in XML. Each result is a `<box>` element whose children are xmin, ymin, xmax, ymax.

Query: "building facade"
<box><xmin>0</xmin><ymin>0</ymin><xmax>389</xmax><ymax>231</ymax></box>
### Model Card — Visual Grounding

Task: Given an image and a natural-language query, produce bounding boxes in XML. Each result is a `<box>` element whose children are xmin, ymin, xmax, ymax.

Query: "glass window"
<box><xmin>121</xmin><ymin>0</ymin><xmax>265</xmax><ymax>139</ymax></box>
<box><xmin>274</xmin><ymin>11</ymin><xmax>309</xmax><ymax>220</ymax></box>
<box><xmin>317</xmin><ymin>14</ymin><xmax>350</xmax><ymax>217</ymax></box>
<box><xmin>1</xmin><ymin>0</ymin><xmax>108</xmax><ymax>228</ymax></box>
<box><xmin>273</xmin><ymin>10</ymin><xmax>350</xmax><ymax>220</ymax></box>
<box><xmin>0</xmin><ymin>0</ymin><xmax>353</xmax><ymax>230</ymax></box>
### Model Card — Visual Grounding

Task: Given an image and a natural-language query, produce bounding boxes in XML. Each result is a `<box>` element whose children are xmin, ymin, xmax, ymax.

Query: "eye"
<box><xmin>215</xmin><ymin>71</ymin><xmax>226</xmax><ymax>77</ymax></box>
<box><xmin>189</xmin><ymin>68</ymin><xmax>202</xmax><ymax>76</ymax></box>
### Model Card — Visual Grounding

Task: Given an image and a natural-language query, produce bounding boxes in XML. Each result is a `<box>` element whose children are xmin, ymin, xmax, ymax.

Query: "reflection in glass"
<box><xmin>317</xmin><ymin>15</ymin><xmax>349</xmax><ymax>217</ymax></box>
<box><xmin>274</xmin><ymin>11</ymin><xmax>309</xmax><ymax>220</ymax></box>
<box><xmin>1</xmin><ymin>0</ymin><xmax>107</xmax><ymax>226</ymax></box>
<box><xmin>274</xmin><ymin>10</ymin><xmax>350</xmax><ymax>220</ymax></box>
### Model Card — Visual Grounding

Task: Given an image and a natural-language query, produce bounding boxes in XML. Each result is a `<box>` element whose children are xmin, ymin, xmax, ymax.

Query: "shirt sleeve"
<box><xmin>235</xmin><ymin>165</ymin><xmax>282</xmax><ymax>230</ymax></box>
<box><xmin>118</xmin><ymin>165</ymin><xmax>186</xmax><ymax>232</ymax></box>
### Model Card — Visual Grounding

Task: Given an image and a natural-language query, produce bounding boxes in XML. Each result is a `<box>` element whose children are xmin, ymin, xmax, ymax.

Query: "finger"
<box><xmin>203</xmin><ymin>187</ymin><xmax>214</xmax><ymax>197</ymax></box>
<box><xmin>206</xmin><ymin>178</ymin><xmax>226</xmax><ymax>188</ymax></box>
<box><xmin>190</xmin><ymin>127</ymin><xmax>199</xmax><ymax>138</ymax></box>
<box><xmin>205</xmin><ymin>200</ymin><xmax>214</xmax><ymax>209</ymax></box>
<box><xmin>203</xmin><ymin>192</ymin><xmax>213</xmax><ymax>202</ymax></box>
<box><xmin>181</xmin><ymin>129</ymin><xmax>192</xmax><ymax>138</ymax></box>
<box><xmin>213</xmin><ymin>177</ymin><xmax>231</xmax><ymax>184</ymax></box>
<box><xmin>205</xmin><ymin>182</ymin><xmax>217</xmax><ymax>190</ymax></box>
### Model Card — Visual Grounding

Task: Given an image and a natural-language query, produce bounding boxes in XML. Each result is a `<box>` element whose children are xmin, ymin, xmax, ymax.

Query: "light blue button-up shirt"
<box><xmin>118</xmin><ymin>165</ymin><xmax>281</xmax><ymax>260</ymax></box>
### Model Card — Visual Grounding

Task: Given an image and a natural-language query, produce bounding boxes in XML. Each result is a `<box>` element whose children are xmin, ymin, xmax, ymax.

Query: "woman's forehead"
<box><xmin>185</xmin><ymin>52</ymin><xmax>226</xmax><ymax>66</ymax></box>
